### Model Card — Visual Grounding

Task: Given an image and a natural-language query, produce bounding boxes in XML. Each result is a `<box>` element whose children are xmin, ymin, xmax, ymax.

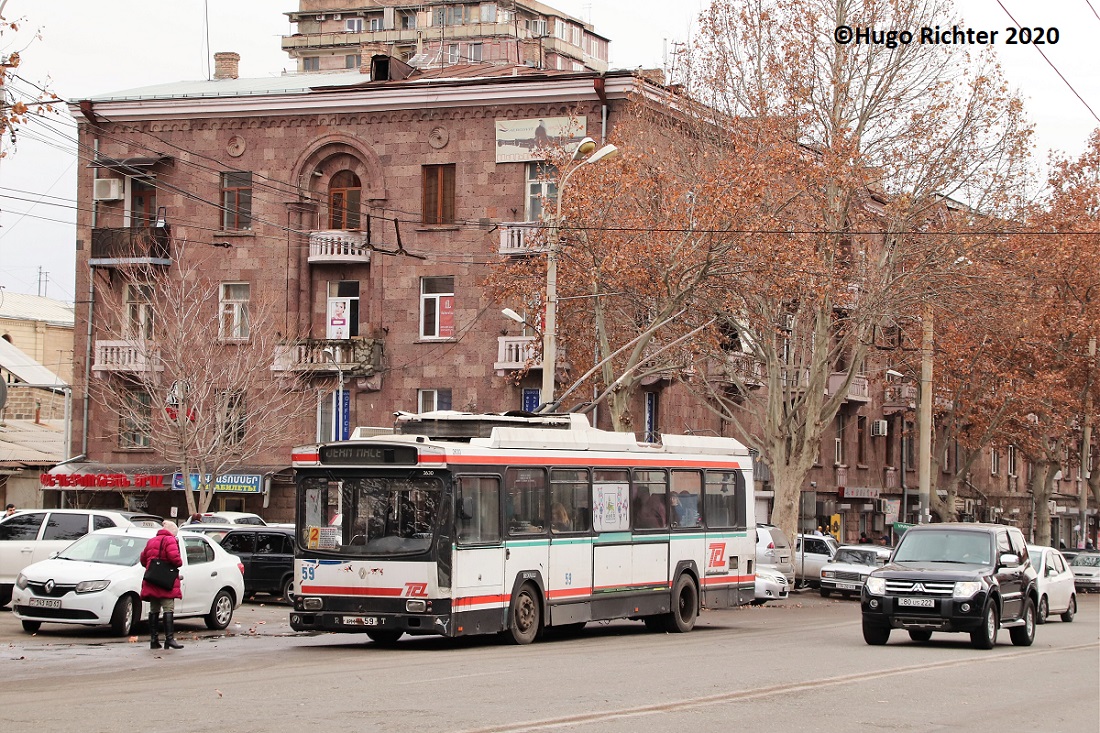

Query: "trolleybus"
<box><xmin>289</xmin><ymin>411</ymin><xmax>756</xmax><ymax>644</ymax></box>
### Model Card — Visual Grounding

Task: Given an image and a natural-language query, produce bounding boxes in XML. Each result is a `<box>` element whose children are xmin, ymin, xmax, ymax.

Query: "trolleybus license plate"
<box><xmin>898</xmin><ymin>597</ymin><xmax>934</xmax><ymax>608</ymax></box>
<box><xmin>342</xmin><ymin>616</ymin><xmax>379</xmax><ymax>626</ymax></box>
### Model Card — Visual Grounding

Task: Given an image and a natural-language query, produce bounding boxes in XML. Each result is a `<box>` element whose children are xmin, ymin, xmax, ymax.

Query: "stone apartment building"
<box><xmin>51</xmin><ymin>6</ymin><xmax>1095</xmax><ymax>545</ymax></box>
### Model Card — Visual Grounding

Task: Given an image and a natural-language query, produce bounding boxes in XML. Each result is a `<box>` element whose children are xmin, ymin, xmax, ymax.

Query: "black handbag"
<box><xmin>144</xmin><ymin>557</ymin><xmax>179</xmax><ymax>591</ymax></box>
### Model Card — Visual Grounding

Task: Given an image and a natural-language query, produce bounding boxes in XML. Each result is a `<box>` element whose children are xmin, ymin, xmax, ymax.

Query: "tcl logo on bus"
<box><xmin>404</xmin><ymin>582</ymin><xmax>428</xmax><ymax>597</ymax></box>
<box><xmin>708</xmin><ymin>543</ymin><xmax>727</xmax><ymax>569</ymax></box>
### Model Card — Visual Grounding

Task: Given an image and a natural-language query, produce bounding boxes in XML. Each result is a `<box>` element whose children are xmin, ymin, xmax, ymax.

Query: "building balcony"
<box><xmin>92</xmin><ymin>340</ymin><xmax>160</xmax><ymax>373</ymax></box>
<box><xmin>308</xmin><ymin>231</ymin><xmax>371</xmax><ymax>264</ymax></box>
<box><xmin>883</xmin><ymin>383</ymin><xmax>917</xmax><ymax>414</ymax></box>
<box><xmin>90</xmin><ymin>226</ymin><xmax>171</xmax><ymax>267</ymax></box>
<box><xmin>720</xmin><ymin>352</ymin><xmax>765</xmax><ymax>388</ymax></box>
<box><xmin>827</xmin><ymin>373</ymin><xmax>870</xmax><ymax>402</ymax></box>
<box><xmin>494</xmin><ymin>335</ymin><xmax>540</xmax><ymax>374</ymax></box>
<box><xmin>272</xmin><ymin>338</ymin><xmax>383</xmax><ymax>377</ymax></box>
<box><xmin>499</xmin><ymin>222</ymin><xmax>544</xmax><ymax>256</ymax></box>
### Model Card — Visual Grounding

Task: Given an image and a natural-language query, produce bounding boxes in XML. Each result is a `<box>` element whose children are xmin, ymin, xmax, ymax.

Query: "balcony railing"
<box><xmin>883</xmin><ymin>383</ymin><xmax>917</xmax><ymax>414</ymax></box>
<box><xmin>92</xmin><ymin>340</ymin><xmax>160</xmax><ymax>373</ymax></box>
<box><xmin>499</xmin><ymin>222</ymin><xmax>544</xmax><ymax>256</ymax></box>
<box><xmin>90</xmin><ymin>226</ymin><xmax>171</xmax><ymax>267</ymax></box>
<box><xmin>721</xmin><ymin>352</ymin><xmax>765</xmax><ymax>387</ymax></box>
<box><xmin>308</xmin><ymin>231</ymin><xmax>371</xmax><ymax>264</ymax></box>
<box><xmin>272</xmin><ymin>338</ymin><xmax>383</xmax><ymax>376</ymax></box>
<box><xmin>494</xmin><ymin>335</ymin><xmax>540</xmax><ymax>373</ymax></box>
<box><xmin>827</xmin><ymin>373</ymin><xmax>870</xmax><ymax>402</ymax></box>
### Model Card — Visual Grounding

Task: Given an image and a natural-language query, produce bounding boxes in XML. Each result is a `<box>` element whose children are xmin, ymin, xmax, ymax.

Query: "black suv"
<box><xmin>861</xmin><ymin>523</ymin><xmax>1038</xmax><ymax>649</ymax></box>
<box><xmin>185</xmin><ymin>525</ymin><xmax>295</xmax><ymax>602</ymax></box>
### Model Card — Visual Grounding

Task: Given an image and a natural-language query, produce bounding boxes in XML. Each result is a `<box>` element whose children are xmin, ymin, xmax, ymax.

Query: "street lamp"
<box><xmin>322</xmin><ymin>347</ymin><xmax>344</xmax><ymax>441</ymax></box>
<box><xmin>542</xmin><ymin>137</ymin><xmax>619</xmax><ymax>407</ymax></box>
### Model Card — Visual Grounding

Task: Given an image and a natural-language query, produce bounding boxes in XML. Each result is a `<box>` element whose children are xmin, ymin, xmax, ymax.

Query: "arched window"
<box><xmin>329</xmin><ymin>171</ymin><xmax>362</xmax><ymax>230</ymax></box>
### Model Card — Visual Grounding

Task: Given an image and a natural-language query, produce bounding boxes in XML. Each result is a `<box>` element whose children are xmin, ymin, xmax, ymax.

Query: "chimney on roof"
<box><xmin>213</xmin><ymin>52</ymin><xmax>240</xmax><ymax>80</ymax></box>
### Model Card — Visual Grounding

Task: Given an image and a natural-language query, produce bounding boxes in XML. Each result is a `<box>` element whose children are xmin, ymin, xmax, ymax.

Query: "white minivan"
<box><xmin>0</xmin><ymin>509</ymin><xmax>162</xmax><ymax>607</ymax></box>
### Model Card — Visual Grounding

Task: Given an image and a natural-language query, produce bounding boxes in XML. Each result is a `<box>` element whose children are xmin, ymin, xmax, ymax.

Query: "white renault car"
<box><xmin>11</xmin><ymin>527</ymin><xmax>244</xmax><ymax>636</ymax></box>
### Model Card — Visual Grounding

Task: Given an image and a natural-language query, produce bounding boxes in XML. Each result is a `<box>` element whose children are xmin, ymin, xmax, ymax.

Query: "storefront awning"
<box><xmin>90</xmin><ymin>155</ymin><xmax>172</xmax><ymax>171</ymax></box>
<box><xmin>41</xmin><ymin>463</ymin><xmax>290</xmax><ymax>493</ymax></box>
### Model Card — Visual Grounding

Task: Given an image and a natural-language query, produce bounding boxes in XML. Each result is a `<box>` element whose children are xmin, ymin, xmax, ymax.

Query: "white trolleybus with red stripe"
<box><xmin>289</xmin><ymin>411</ymin><xmax>756</xmax><ymax>644</ymax></box>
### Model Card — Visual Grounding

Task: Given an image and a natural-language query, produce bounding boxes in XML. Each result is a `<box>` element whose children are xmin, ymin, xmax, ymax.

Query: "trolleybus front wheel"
<box><xmin>506</xmin><ymin>582</ymin><xmax>541</xmax><ymax>645</ymax></box>
<box><xmin>366</xmin><ymin>629</ymin><xmax>403</xmax><ymax>646</ymax></box>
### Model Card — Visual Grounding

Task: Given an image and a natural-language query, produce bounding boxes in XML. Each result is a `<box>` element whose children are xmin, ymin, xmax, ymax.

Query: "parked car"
<box><xmin>1069</xmin><ymin>551</ymin><xmax>1100</xmax><ymax>592</ymax></box>
<box><xmin>184</xmin><ymin>525</ymin><xmax>295</xmax><ymax>601</ymax></box>
<box><xmin>819</xmin><ymin>544</ymin><xmax>892</xmax><ymax>598</ymax></box>
<box><xmin>861</xmin><ymin>523</ymin><xmax>1038</xmax><ymax>649</ymax></box>
<box><xmin>1027</xmin><ymin>545</ymin><xmax>1076</xmax><ymax>623</ymax></box>
<box><xmin>753</xmin><ymin>566</ymin><xmax>790</xmax><ymax>605</ymax></box>
<box><xmin>10</xmin><ymin>527</ymin><xmax>244</xmax><ymax>636</ymax></box>
<box><xmin>186</xmin><ymin>511</ymin><xmax>267</xmax><ymax>526</ymax></box>
<box><xmin>756</xmin><ymin>524</ymin><xmax>795</xmax><ymax>584</ymax></box>
<box><xmin>0</xmin><ymin>509</ymin><xmax>162</xmax><ymax>607</ymax></box>
<box><xmin>794</xmin><ymin>533</ymin><xmax>839</xmax><ymax>587</ymax></box>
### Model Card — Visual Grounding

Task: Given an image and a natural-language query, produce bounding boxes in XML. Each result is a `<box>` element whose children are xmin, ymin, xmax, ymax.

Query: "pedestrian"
<box><xmin>859</xmin><ymin>532</ymin><xmax>869</xmax><ymax>544</ymax></box>
<box><xmin>3</xmin><ymin>503</ymin><xmax>15</xmax><ymax>518</ymax></box>
<box><xmin>139</xmin><ymin>520</ymin><xmax>184</xmax><ymax>650</ymax></box>
<box><xmin>814</xmin><ymin>526</ymin><xmax>824</xmax><ymax>536</ymax></box>
<box><xmin>187</xmin><ymin>512</ymin><xmax>202</xmax><ymax>525</ymax></box>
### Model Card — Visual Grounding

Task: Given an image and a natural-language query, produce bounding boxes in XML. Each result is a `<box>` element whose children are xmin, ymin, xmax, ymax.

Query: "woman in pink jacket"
<box><xmin>140</xmin><ymin>520</ymin><xmax>184</xmax><ymax>650</ymax></box>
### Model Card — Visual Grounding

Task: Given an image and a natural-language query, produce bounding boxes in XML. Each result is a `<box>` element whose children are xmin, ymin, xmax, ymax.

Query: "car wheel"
<box><xmin>820</xmin><ymin>589</ymin><xmax>831</xmax><ymax>598</ymax></box>
<box><xmin>281</xmin><ymin>576</ymin><xmax>295</xmax><ymax>604</ymax></box>
<box><xmin>663</xmin><ymin>574</ymin><xmax>699</xmax><ymax>633</ymax></box>
<box><xmin>862</xmin><ymin>620</ymin><xmax>890</xmax><ymax>645</ymax></box>
<box><xmin>970</xmin><ymin>602</ymin><xmax>998</xmax><ymax>649</ymax></box>
<box><xmin>1036</xmin><ymin>596</ymin><xmax>1049</xmax><ymax>624</ymax></box>
<box><xmin>1009</xmin><ymin>598</ymin><xmax>1036</xmax><ymax>646</ymax></box>
<box><xmin>366</xmin><ymin>629</ymin><xmax>403</xmax><ymax>646</ymax></box>
<box><xmin>505</xmin><ymin>583</ymin><xmax>541</xmax><ymax>645</ymax></box>
<box><xmin>110</xmin><ymin>594</ymin><xmax>139</xmax><ymax>636</ymax></box>
<box><xmin>1060</xmin><ymin>595</ymin><xmax>1076</xmax><ymax>623</ymax></box>
<box><xmin>0</xmin><ymin>583</ymin><xmax>12</xmax><ymax>608</ymax></box>
<box><xmin>908</xmin><ymin>629</ymin><xmax>933</xmax><ymax>642</ymax></box>
<box><xmin>21</xmin><ymin>620</ymin><xmax>41</xmax><ymax>633</ymax></box>
<box><xmin>205</xmin><ymin>589</ymin><xmax>235</xmax><ymax>630</ymax></box>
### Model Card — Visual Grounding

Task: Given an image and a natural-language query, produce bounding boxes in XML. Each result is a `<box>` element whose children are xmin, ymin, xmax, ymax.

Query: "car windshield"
<box><xmin>56</xmin><ymin>533</ymin><xmax>145</xmax><ymax>566</ymax></box>
<box><xmin>834</xmin><ymin>549</ymin><xmax>879</xmax><ymax>565</ymax></box>
<box><xmin>300</xmin><ymin>475</ymin><xmax>444</xmax><ymax>556</ymax></box>
<box><xmin>892</xmin><ymin>530</ymin><xmax>992</xmax><ymax>565</ymax></box>
<box><xmin>1071</xmin><ymin>554</ymin><xmax>1100</xmax><ymax>567</ymax></box>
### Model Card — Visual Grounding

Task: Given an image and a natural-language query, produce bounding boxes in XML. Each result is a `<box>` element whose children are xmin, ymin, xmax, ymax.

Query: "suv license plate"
<box><xmin>29</xmin><ymin>598</ymin><xmax>62</xmax><ymax>609</ymax></box>
<box><xmin>898</xmin><ymin>597</ymin><xmax>934</xmax><ymax>608</ymax></box>
<box><xmin>342</xmin><ymin>616</ymin><xmax>379</xmax><ymax>626</ymax></box>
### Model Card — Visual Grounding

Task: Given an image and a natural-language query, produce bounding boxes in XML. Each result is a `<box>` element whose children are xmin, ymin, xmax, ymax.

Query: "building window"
<box><xmin>401</xmin><ymin>12</ymin><xmax>417</xmax><ymax>29</ymax></box>
<box><xmin>303</xmin><ymin>56</ymin><xmax>320</xmax><ymax>72</ymax></box>
<box><xmin>422</xmin><ymin>164</ymin><xmax>455</xmax><ymax>224</ymax></box>
<box><xmin>327</xmin><ymin>281</ymin><xmax>360</xmax><ymax>339</ymax></box>
<box><xmin>468</xmin><ymin>43</ymin><xmax>483</xmax><ymax>62</ymax></box>
<box><xmin>856</xmin><ymin>415</ymin><xmax>867</xmax><ymax>465</ymax></box>
<box><xmin>345</xmin><ymin>54</ymin><xmax>361</xmax><ymax>69</ymax></box>
<box><xmin>903</xmin><ymin>420</ymin><xmax>915</xmax><ymax>470</ymax></box>
<box><xmin>130</xmin><ymin>179</ymin><xmax>157</xmax><ymax>228</ymax></box>
<box><xmin>126</xmin><ymin>283</ymin><xmax>155</xmax><ymax>339</ymax></box>
<box><xmin>329</xmin><ymin>170</ymin><xmax>362</xmax><ymax>230</ymax></box>
<box><xmin>420</xmin><ymin>277</ymin><xmax>454</xmax><ymax>339</ymax></box>
<box><xmin>418</xmin><ymin>388</ymin><xmax>452</xmax><ymax>412</ymax></box>
<box><xmin>345</xmin><ymin>18</ymin><xmax>364</xmax><ymax>33</ymax></box>
<box><xmin>369</xmin><ymin>16</ymin><xmax>384</xmax><ymax>31</ymax></box>
<box><xmin>217</xmin><ymin>390</ymin><xmax>246</xmax><ymax>446</ymax></box>
<box><xmin>834</xmin><ymin>412</ymin><xmax>847</xmax><ymax>466</ymax></box>
<box><xmin>525</xmin><ymin>162</ymin><xmax>558</xmax><ymax>221</ymax></box>
<box><xmin>643</xmin><ymin>391</ymin><xmax>659</xmax><ymax>443</ymax></box>
<box><xmin>121</xmin><ymin>390</ymin><xmax>152</xmax><ymax>449</ymax></box>
<box><xmin>1008</xmin><ymin>445</ymin><xmax>1018</xmax><ymax>476</ymax></box>
<box><xmin>219</xmin><ymin>283</ymin><xmax>250</xmax><ymax>341</ymax></box>
<box><xmin>221</xmin><ymin>171</ymin><xmax>252</xmax><ymax>230</ymax></box>
<box><xmin>991</xmin><ymin>448</ymin><xmax>1000</xmax><ymax>476</ymax></box>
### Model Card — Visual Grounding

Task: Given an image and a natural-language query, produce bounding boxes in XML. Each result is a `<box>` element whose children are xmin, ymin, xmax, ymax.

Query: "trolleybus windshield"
<box><xmin>299</xmin><ymin>474</ymin><xmax>444</xmax><ymax>556</ymax></box>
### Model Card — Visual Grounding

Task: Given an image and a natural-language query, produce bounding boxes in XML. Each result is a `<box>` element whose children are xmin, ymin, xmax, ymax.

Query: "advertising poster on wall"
<box><xmin>495</xmin><ymin>116</ymin><xmax>588</xmax><ymax>163</ymax></box>
<box><xmin>327</xmin><ymin>298</ymin><xmax>351</xmax><ymax>340</ymax></box>
<box><xmin>439</xmin><ymin>295</ymin><xmax>455</xmax><ymax>338</ymax></box>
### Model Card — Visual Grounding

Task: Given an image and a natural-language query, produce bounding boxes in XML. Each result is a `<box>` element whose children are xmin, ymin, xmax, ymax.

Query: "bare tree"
<box><xmin>91</xmin><ymin>254</ymin><xmax>313</xmax><ymax>514</ymax></box>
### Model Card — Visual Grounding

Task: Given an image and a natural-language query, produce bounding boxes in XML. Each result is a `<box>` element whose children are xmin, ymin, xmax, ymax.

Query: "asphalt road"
<box><xmin>2</xmin><ymin>590</ymin><xmax>1097</xmax><ymax>733</ymax></box>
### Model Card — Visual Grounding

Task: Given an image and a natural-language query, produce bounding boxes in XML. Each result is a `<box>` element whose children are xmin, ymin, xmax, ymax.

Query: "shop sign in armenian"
<box><xmin>172</xmin><ymin>473</ymin><xmax>263</xmax><ymax>494</ymax></box>
<box><xmin>838</xmin><ymin>486</ymin><xmax>880</xmax><ymax>499</ymax></box>
<box><xmin>40</xmin><ymin>473</ymin><xmax>167</xmax><ymax>489</ymax></box>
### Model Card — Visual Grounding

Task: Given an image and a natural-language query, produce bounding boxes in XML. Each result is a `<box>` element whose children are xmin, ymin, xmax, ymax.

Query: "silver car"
<box><xmin>819</xmin><ymin>544</ymin><xmax>891</xmax><ymax>598</ymax></box>
<box><xmin>756</xmin><ymin>525</ymin><xmax>795</xmax><ymax>584</ymax></box>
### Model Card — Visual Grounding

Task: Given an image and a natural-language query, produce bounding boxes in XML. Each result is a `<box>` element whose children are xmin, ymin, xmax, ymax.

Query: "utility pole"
<box><xmin>918</xmin><ymin>304</ymin><xmax>933</xmax><ymax>524</ymax></box>
<box><xmin>1081</xmin><ymin>337</ymin><xmax>1095</xmax><ymax>548</ymax></box>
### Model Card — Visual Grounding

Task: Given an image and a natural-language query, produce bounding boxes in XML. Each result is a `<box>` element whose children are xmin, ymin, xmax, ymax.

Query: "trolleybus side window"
<box><xmin>504</xmin><ymin>467</ymin><xmax>547</xmax><ymax>535</ymax></box>
<box><xmin>670</xmin><ymin>470</ymin><xmax>702</xmax><ymax>528</ymax></box>
<box><xmin>704</xmin><ymin>470</ymin><xmax>746</xmax><ymax>529</ymax></box>
<box><xmin>456</xmin><ymin>476</ymin><xmax>501</xmax><ymax>544</ymax></box>
<box><xmin>592</xmin><ymin>469</ymin><xmax>630</xmax><ymax>532</ymax></box>
<box><xmin>549</xmin><ymin>468</ymin><xmax>591</xmax><ymax>534</ymax></box>
<box><xmin>633</xmin><ymin>469</ymin><xmax>669</xmax><ymax>530</ymax></box>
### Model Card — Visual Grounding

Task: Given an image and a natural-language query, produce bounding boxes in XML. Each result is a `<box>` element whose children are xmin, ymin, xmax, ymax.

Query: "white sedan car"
<box><xmin>11</xmin><ymin>527</ymin><xmax>244</xmax><ymax>636</ymax></box>
<box><xmin>1027</xmin><ymin>545</ymin><xmax>1076</xmax><ymax>623</ymax></box>
<box><xmin>819</xmin><ymin>544</ymin><xmax>892</xmax><ymax>599</ymax></box>
<box><xmin>753</xmin><ymin>566</ymin><xmax>790</xmax><ymax>605</ymax></box>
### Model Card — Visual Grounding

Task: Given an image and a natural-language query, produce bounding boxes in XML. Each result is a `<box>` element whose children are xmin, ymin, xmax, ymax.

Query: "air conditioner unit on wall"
<box><xmin>93</xmin><ymin>178</ymin><xmax>123</xmax><ymax>201</ymax></box>
<box><xmin>870</xmin><ymin>419</ymin><xmax>888</xmax><ymax>437</ymax></box>
<box><xmin>333</xmin><ymin>13</ymin><xmax>342</xmax><ymax>20</ymax></box>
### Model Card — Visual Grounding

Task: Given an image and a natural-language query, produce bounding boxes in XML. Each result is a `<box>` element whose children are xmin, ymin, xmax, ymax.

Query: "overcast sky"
<box><xmin>0</xmin><ymin>0</ymin><xmax>1095</xmax><ymax>303</ymax></box>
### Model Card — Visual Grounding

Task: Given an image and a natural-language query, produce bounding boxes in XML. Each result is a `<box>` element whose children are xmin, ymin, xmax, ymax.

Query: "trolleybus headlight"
<box><xmin>302</xmin><ymin>597</ymin><xmax>323</xmax><ymax>611</ymax></box>
<box><xmin>406</xmin><ymin>599</ymin><xmax>427</xmax><ymax>613</ymax></box>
